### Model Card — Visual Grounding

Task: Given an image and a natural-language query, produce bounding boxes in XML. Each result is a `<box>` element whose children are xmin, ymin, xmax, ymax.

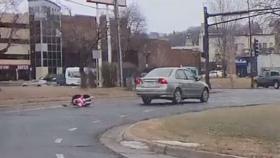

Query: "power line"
<box><xmin>63</xmin><ymin>0</ymin><xmax>112</xmax><ymax>11</ymax></box>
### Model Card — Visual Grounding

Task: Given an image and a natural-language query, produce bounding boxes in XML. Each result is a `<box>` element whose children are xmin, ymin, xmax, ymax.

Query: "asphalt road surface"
<box><xmin>0</xmin><ymin>89</ymin><xmax>280</xmax><ymax>158</ymax></box>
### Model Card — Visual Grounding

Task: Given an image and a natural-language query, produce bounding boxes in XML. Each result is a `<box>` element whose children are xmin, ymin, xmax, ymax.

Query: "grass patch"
<box><xmin>130</xmin><ymin>105</ymin><xmax>280</xmax><ymax>157</ymax></box>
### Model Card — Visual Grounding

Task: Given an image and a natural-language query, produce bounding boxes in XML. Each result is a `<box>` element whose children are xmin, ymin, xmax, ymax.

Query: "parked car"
<box><xmin>255</xmin><ymin>70</ymin><xmax>280</xmax><ymax>89</ymax></box>
<box><xmin>22</xmin><ymin>78</ymin><xmax>47</xmax><ymax>87</ymax></box>
<box><xmin>209</xmin><ymin>70</ymin><xmax>223</xmax><ymax>78</ymax></box>
<box><xmin>135</xmin><ymin>67</ymin><xmax>209</xmax><ymax>105</ymax></box>
<box><xmin>43</xmin><ymin>74</ymin><xmax>66</xmax><ymax>86</ymax></box>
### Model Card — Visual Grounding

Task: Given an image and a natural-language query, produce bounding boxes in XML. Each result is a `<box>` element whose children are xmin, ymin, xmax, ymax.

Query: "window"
<box><xmin>175</xmin><ymin>70</ymin><xmax>187</xmax><ymax>80</ymax></box>
<box><xmin>184</xmin><ymin>70</ymin><xmax>195</xmax><ymax>80</ymax></box>
<box><xmin>263</xmin><ymin>43</ymin><xmax>267</xmax><ymax>48</ymax></box>
<box><xmin>146</xmin><ymin>68</ymin><xmax>173</xmax><ymax>78</ymax></box>
<box><xmin>43</xmin><ymin>59</ymin><xmax>48</xmax><ymax>67</ymax></box>
<box><xmin>271</xmin><ymin>71</ymin><xmax>280</xmax><ymax>77</ymax></box>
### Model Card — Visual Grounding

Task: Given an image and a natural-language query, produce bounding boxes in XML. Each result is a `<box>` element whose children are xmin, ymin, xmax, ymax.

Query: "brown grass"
<box><xmin>0</xmin><ymin>86</ymin><xmax>135</xmax><ymax>106</ymax></box>
<box><xmin>210</xmin><ymin>78</ymin><xmax>251</xmax><ymax>89</ymax></box>
<box><xmin>129</xmin><ymin>105</ymin><xmax>280</xmax><ymax>157</ymax></box>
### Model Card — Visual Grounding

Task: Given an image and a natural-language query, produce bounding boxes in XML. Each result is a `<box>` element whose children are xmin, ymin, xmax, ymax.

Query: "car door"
<box><xmin>270</xmin><ymin>71</ymin><xmax>280</xmax><ymax>85</ymax></box>
<box><xmin>258</xmin><ymin>71</ymin><xmax>269</xmax><ymax>85</ymax></box>
<box><xmin>184</xmin><ymin>69</ymin><xmax>203</xmax><ymax>97</ymax></box>
<box><xmin>175</xmin><ymin>69</ymin><xmax>189</xmax><ymax>98</ymax></box>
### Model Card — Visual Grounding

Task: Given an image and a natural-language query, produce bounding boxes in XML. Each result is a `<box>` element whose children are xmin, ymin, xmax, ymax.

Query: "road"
<box><xmin>0</xmin><ymin>89</ymin><xmax>280</xmax><ymax>158</ymax></box>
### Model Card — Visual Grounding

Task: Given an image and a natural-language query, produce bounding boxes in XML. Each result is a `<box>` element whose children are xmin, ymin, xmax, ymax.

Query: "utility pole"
<box><xmin>114</xmin><ymin>0</ymin><xmax>124</xmax><ymax>87</ymax></box>
<box><xmin>247</xmin><ymin>0</ymin><xmax>254</xmax><ymax>88</ymax></box>
<box><xmin>96</xmin><ymin>3</ymin><xmax>103</xmax><ymax>87</ymax></box>
<box><xmin>106</xmin><ymin>5</ymin><xmax>112</xmax><ymax>63</ymax></box>
<box><xmin>203</xmin><ymin>7</ymin><xmax>211</xmax><ymax>88</ymax></box>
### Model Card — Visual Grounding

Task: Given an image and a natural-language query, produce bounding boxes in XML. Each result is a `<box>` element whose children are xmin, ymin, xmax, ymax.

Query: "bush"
<box><xmin>102</xmin><ymin>62</ymin><xmax>118</xmax><ymax>87</ymax></box>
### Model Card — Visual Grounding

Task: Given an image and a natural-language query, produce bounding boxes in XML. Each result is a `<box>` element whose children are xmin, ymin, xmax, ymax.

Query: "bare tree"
<box><xmin>252</xmin><ymin>0</ymin><xmax>280</xmax><ymax>53</ymax></box>
<box><xmin>62</xmin><ymin>15</ymin><xmax>107</xmax><ymax>88</ymax></box>
<box><xmin>0</xmin><ymin>0</ymin><xmax>23</xmax><ymax>54</ymax></box>
<box><xmin>208</xmin><ymin>0</ymin><xmax>241</xmax><ymax>77</ymax></box>
<box><xmin>120</xmin><ymin>3</ymin><xmax>146</xmax><ymax>60</ymax></box>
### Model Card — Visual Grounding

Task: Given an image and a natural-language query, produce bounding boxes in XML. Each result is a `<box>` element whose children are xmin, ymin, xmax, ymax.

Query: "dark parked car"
<box><xmin>44</xmin><ymin>74</ymin><xmax>66</xmax><ymax>86</ymax></box>
<box><xmin>255</xmin><ymin>70</ymin><xmax>280</xmax><ymax>89</ymax></box>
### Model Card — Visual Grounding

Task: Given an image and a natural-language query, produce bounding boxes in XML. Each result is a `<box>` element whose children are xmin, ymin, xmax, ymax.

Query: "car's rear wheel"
<box><xmin>172</xmin><ymin>89</ymin><xmax>182</xmax><ymax>104</ymax></box>
<box><xmin>274</xmin><ymin>81</ymin><xmax>280</xmax><ymax>89</ymax></box>
<box><xmin>142</xmin><ymin>96</ymin><xmax>152</xmax><ymax>105</ymax></box>
<box><xmin>200</xmin><ymin>88</ymin><xmax>209</xmax><ymax>103</ymax></box>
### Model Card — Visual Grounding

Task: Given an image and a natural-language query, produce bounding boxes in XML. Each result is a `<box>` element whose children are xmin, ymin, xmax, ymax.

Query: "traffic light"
<box><xmin>253</xmin><ymin>39</ymin><xmax>260</xmax><ymax>57</ymax></box>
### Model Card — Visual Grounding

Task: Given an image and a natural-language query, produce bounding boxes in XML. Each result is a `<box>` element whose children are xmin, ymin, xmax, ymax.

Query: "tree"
<box><xmin>62</xmin><ymin>15</ymin><xmax>107</xmax><ymax>88</ymax></box>
<box><xmin>186</xmin><ymin>26</ymin><xmax>201</xmax><ymax>46</ymax></box>
<box><xmin>208</xmin><ymin>0</ymin><xmax>241</xmax><ymax>77</ymax></box>
<box><xmin>252</xmin><ymin>0</ymin><xmax>280</xmax><ymax>53</ymax></box>
<box><xmin>165</xmin><ymin>31</ymin><xmax>187</xmax><ymax>46</ymax></box>
<box><xmin>106</xmin><ymin>4</ymin><xmax>147</xmax><ymax>68</ymax></box>
<box><xmin>0</xmin><ymin>0</ymin><xmax>23</xmax><ymax>54</ymax></box>
<box><xmin>120</xmin><ymin>4</ymin><xmax>147</xmax><ymax>60</ymax></box>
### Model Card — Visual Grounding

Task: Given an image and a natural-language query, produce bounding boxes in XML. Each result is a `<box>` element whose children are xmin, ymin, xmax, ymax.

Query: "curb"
<box><xmin>100</xmin><ymin>124</ymin><xmax>177</xmax><ymax>158</ymax></box>
<box><xmin>123</xmin><ymin>121</ymin><xmax>245</xmax><ymax>158</ymax></box>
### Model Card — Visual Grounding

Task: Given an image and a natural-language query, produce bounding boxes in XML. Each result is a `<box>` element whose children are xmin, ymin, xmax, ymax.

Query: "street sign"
<box><xmin>86</xmin><ymin>0</ymin><xmax>126</xmax><ymax>7</ymax></box>
<box><xmin>92</xmin><ymin>50</ymin><xmax>101</xmax><ymax>59</ymax></box>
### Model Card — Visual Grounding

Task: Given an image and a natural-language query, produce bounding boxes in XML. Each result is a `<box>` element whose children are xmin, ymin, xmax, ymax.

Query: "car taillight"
<box><xmin>159</xmin><ymin>78</ymin><xmax>168</xmax><ymax>84</ymax></box>
<box><xmin>135</xmin><ymin>79</ymin><xmax>143</xmax><ymax>85</ymax></box>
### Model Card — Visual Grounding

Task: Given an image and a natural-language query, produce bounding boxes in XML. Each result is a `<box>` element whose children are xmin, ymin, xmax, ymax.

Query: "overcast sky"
<box><xmin>56</xmin><ymin>0</ymin><xmax>205</xmax><ymax>34</ymax></box>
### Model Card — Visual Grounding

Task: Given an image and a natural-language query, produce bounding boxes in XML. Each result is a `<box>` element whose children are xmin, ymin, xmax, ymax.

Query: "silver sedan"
<box><xmin>136</xmin><ymin>67</ymin><xmax>209</xmax><ymax>105</ymax></box>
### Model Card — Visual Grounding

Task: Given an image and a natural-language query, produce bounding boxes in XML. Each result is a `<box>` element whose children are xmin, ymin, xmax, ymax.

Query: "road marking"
<box><xmin>68</xmin><ymin>128</ymin><xmax>77</xmax><ymax>132</ymax></box>
<box><xmin>120</xmin><ymin>115</ymin><xmax>127</xmax><ymax>118</ymax></box>
<box><xmin>56</xmin><ymin>154</ymin><xmax>64</xmax><ymax>158</ymax></box>
<box><xmin>143</xmin><ymin>109</ymin><xmax>155</xmax><ymax>113</ymax></box>
<box><xmin>54</xmin><ymin>138</ymin><xmax>63</xmax><ymax>144</ymax></box>
<box><xmin>92</xmin><ymin>120</ymin><xmax>101</xmax><ymax>124</ymax></box>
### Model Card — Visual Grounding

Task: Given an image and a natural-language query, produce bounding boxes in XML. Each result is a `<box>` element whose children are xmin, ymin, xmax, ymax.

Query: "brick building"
<box><xmin>138</xmin><ymin>39</ymin><xmax>201</xmax><ymax>71</ymax></box>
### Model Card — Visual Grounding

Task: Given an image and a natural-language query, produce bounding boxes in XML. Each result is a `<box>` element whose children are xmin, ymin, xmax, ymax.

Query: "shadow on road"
<box><xmin>140</xmin><ymin>100</ymin><xmax>202</xmax><ymax>107</ymax></box>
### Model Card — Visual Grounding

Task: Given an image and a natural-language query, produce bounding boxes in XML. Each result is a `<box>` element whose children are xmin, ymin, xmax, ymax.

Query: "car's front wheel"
<box><xmin>142</xmin><ymin>96</ymin><xmax>152</xmax><ymax>105</ymax></box>
<box><xmin>200</xmin><ymin>88</ymin><xmax>209</xmax><ymax>103</ymax></box>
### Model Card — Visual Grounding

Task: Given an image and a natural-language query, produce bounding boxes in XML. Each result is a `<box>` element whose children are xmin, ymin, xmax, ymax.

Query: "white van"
<box><xmin>65</xmin><ymin>67</ymin><xmax>81</xmax><ymax>85</ymax></box>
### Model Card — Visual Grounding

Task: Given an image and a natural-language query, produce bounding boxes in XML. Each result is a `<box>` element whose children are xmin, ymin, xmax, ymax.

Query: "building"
<box><xmin>234</xmin><ymin>34</ymin><xmax>276</xmax><ymax>76</ymax></box>
<box><xmin>28</xmin><ymin>0</ymin><xmax>63</xmax><ymax>79</ymax></box>
<box><xmin>139</xmin><ymin>39</ymin><xmax>201</xmax><ymax>71</ymax></box>
<box><xmin>0</xmin><ymin>13</ymin><xmax>30</xmax><ymax>81</ymax></box>
<box><xmin>199</xmin><ymin>31</ymin><xmax>279</xmax><ymax>76</ymax></box>
<box><xmin>172</xmin><ymin>34</ymin><xmax>200</xmax><ymax>51</ymax></box>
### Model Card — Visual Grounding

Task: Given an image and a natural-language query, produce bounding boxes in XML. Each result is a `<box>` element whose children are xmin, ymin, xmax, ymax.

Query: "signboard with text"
<box><xmin>92</xmin><ymin>50</ymin><xmax>101</xmax><ymax>59</ymax></box>
<box><xmin>86</xmin><ymin>0</ymin><xmax>126</xmax><ymax>7</ymax></box>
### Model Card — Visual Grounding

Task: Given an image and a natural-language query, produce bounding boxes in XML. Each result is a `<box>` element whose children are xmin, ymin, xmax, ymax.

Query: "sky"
<box><xmin>16</xmin><ymin>0</ymin><xmax>205</xmax><ymax>33</ymax></box>
<box><xmin>58</xmin><ymin>0</ymin><xmax>205</xmax><ymax>34</ymax></box>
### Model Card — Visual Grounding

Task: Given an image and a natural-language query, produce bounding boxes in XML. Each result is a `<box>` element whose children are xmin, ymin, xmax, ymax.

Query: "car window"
<box><xmin>263</xmin><ymin>71</ymin><xmax>270</xmax><ymax>77</ymax></box>
<box><xmin>145</xmin><ymin>68</ymin><xmax>173</xmax><ymax>78</ymax></box>
<box><xmin>184</xmin><ymin>70</ymin><xmax>195</xmax><ymax>80</ymax></box>
<box><xmin>271</xmin><ymin>71</ymin><xmax>280</xmax><ymax>76</ymax></box>
<box><xmin>175</xmin><ymin>70</ymin><xmax>187</xmax><ymax>80</ymax></box>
